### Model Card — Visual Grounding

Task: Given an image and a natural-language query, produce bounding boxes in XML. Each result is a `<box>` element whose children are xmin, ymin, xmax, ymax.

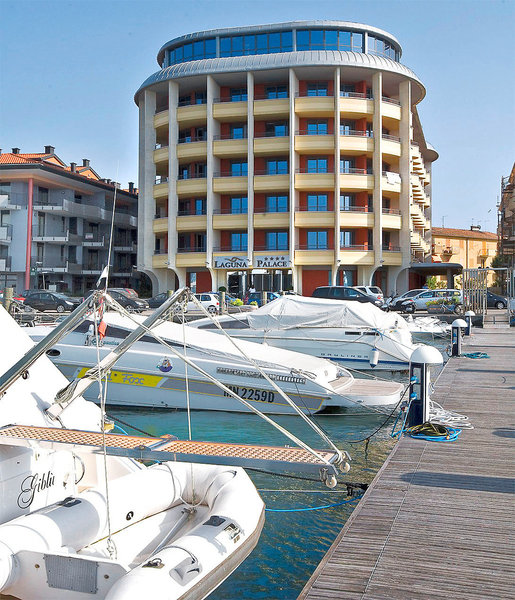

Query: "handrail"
<box><xmin>381</xmin><ymin>96</ymin><xmax>401</xmax><ymax>106</ymax></box>
<box><xmin>212</xmin><ymin>133</ymin><xmax>248</xmax><ymax>141</ymax></box>
<box><xmin>340</xmin><ymin>91</ymin><xmax>372</xmax><ymax>99</ymax></box>
<box><xmin>296</xmin><ymin>168</ymin><xmax>334</xmax><ymax>174</ymax></box>
<box><xmin>340</xmin><ymin>168</ymin><xmax>372</xmax><ymax>175</ymax></box>
<box><xmin>255</xmin><ymin>169</ymin><xmax>289</xmax><ymax>176</ymax></box>
<box><xmin>340</xmin><ymin>129</ymin><xmax>373</xmax><ymax>137</ymax></box>
<box><xmin>212</xmin><ymin>96</ymin><xmax>248</xmax><ymax>103</ymax></box>
<box><xmin>178</xmin><ymin>172</ymin><xmax>207</xmax><ymax>180</ymax></box>
<box><xmin>213</xmin><ymin>171</ymin><xmax>248</xmax><ymax>178</ymax></box>
<box><xmin>340</xmin><ymin>244</ymin><xmax>373</xmax><ymax>251</ymax></box>
<box><xmin>254</xmin><ymin>131</ymin><xmax>289</xmax><ymax>138</ymax></box>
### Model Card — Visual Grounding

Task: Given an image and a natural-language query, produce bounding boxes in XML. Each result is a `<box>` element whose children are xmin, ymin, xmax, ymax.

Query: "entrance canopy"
<box><xmin>409</xmin><ymin>262</ymin><xmax>462</xmax><ymax>288</ymax></box>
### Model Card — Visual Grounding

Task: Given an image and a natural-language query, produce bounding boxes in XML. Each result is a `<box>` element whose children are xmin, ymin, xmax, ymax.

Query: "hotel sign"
<box><xmin>254</xmin><ymin>254</ymin><xmax>291</xmax><ymax>268</ymax></box>
<box><xmin>213</xmin><ymin>255</ymin><xmax>250</xmax><ymax>269</ymax></box>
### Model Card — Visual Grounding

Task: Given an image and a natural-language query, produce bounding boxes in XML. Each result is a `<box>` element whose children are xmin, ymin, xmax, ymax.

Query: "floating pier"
<box><xmin>299</xmin><ymin>328</ymin><xmax>515</xmax><ymax>600</ymax></box>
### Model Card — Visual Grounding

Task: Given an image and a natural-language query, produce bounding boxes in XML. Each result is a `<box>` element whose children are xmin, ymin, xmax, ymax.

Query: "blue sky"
<box><xmin>1</xmin><ymin>0</ymin><xmax>513</xmax><ymax>231</ymax></box>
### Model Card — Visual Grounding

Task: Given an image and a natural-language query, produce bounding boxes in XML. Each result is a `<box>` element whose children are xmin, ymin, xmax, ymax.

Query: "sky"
<box><xmin>1</xmin><ymin>0</ymin><xmax>514</xmax><ymax>232</ymax></box>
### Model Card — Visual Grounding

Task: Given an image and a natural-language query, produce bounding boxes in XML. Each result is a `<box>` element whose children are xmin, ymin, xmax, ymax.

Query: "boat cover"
<box><xmin>247</xmin><ymin>296</ymin><xmax>409</xmax><ymax>331</ymax></box>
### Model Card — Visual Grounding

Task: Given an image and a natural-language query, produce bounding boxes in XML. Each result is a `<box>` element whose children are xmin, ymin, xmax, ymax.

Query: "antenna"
<box><xmin>441</xmin><ymin>215</ymin><xmax>448</xmax><ymax>228</ymax></box>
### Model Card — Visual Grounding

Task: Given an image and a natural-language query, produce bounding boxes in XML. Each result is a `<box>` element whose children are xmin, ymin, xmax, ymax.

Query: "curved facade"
<box><xmin>136</xmin><ymin>20</ymin><xmax>437</xmax><ymax>296</ymax></box>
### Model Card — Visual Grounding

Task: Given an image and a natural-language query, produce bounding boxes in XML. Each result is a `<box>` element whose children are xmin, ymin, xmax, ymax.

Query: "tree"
<box><xmin>425</xmin><ymin>275</ymin><xmax>446</xmax><ymax>289</ymax></box>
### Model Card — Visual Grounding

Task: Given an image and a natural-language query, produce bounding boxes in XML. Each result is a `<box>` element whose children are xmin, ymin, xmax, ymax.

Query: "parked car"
<box><xmin>246</xmin><ymin>291</ymin><xmax>281</xmax><ymax>307</ymax></box>
<box><xmin>186</xmin><ymin>293</ymin><xmax>220</xmax><ymax>314</ymax></box>
<box><xmin>148</xmin><ymin>292</ymin><xmax>167</xmax><ymax>308</ymax></box>
<box><xmin>353</xmin><ymin>286</ymin><xmax>384</xmax><ymax>302</ymax></box>
<box><xmin>1</xmin><ymin>290</ymin><xmax>26</xmax><ymax>303</ymax></box>
<box><xmin>107</xmin><ymin>289</ymin><xmax>149</xmax><ymax>313</ymax></box>
<box><xmin>108</xmin><ymin>287</ymin><xmax>139</xmax><ymax>298</ymax></box>
<box><xmin>386</xmin><ymin>289</ymin><xmax>426</xmax><ymax>312</ymax></box>
<box><xmin>24</xmin><ymin>291</ymin><xmax>81</xmax><ymax>313</ymax></box>
<box><xmin>312</xmin><ymin>286</ymin><xmax>383</xmax><ymax>308</ymax></box>
<box><xmin>409</xmin><ymin>289</ymin><xmax>463</xmax><ymax>312</ymax></box>
<box><xmin>486</xmin><ymin>291</ymin><xmax>508</xmax><ymax>309</ymax></box>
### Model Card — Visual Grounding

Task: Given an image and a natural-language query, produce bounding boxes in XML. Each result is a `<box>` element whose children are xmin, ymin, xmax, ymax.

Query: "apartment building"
<box><xmin>0</xmin><ymin>147</ymin><xmax>138</xmax><ymax>294</ymax></box>
<box><xmin>135</xmin><ymin>20</ymin><xmax>437</xmax><ymax>296</ymax></box>
<box><xmin>498</xmin><ymin>164</ymin><xmax>515</xmax><ymax>268</ymax></box>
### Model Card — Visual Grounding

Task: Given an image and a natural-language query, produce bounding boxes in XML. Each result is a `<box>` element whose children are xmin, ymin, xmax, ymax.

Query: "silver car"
<box><xmin>411</xmin><ymin>289</ymin><xmax>463</xmax><ymax>311</ymax></box>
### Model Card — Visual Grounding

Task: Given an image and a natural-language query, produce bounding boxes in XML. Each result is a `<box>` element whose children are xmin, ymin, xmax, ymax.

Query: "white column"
<box><xmin>372</xmin><ymin>71</ymin><xmax>383</xmax><ymax>278</ymax></box>
<box><xmin>399</xmin><ymin>80</ymin><xmax>412</xmax><ymax>273</ymax></box>
<box><xmin>137</xmin><ymin>89</ymin><xmax>157</xmax><ymax>287</ymax></box>
<box><xmin>289</xmin><ymin>68</ymin><xmax>299</xmax><ymax>292</ymax></box>
<box><xmin>206</xmin><ymin>75</ymin><xmax>220</xmax><ymax>281</ymax></box>
<box><xmin>332</xmin><ymin>67</ymin><xmax>341</xmax><ymax>285</ymax></box>
<box><xmin>247</xmin><ymin>71</ymin><xmax>255</xmax><ymax>266</ymax></box>
<box><xmin>167</xmin><ymin>81</ymin><xmax>179</xmax><ymax>280</ymax></box>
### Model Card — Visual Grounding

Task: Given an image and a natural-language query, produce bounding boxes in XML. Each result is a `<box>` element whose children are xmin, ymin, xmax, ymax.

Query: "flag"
<box><xmin>96</xmin><ymin>266</ymin><xmax>109</xmax><ymax>288</ymax></box>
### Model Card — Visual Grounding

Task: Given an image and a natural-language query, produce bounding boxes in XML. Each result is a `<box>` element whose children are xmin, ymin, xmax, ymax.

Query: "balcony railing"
<box><xmin>254</xmin><ymin>244</ymin><xmax>288</xmax><ymax>252</ymax></box>
<box><xmin>155</xmin><ymin>176</ymin><xmax>168</xmax><ymax>185</ymax></box>
<box><xmin>296</xmin><ymin>244</ymin><xmax>333</xmax><ymax>250</ymax></box>
<box><xmin>254</xmin><ymin>93</ymin><xmax>289</xmax><ymax>100</ymax></box>
<box><xmin>382</xmin><ymin>244</ymin><xmax>401</xmax><ymax>252</ymax></box>
<box><xmin>296</xmin><ymin>129</ymin><xmax>333</xmax><ymax>136</ymax></box>
<box><xmin>382</xmin><ymin>208</ymin><xmax>401</xmax><ymax>215</ymax></box>
<box><xmin>296</xmin><ymin>168</ymin><xmax>334</xmax><ymax>174</ymax></box>
<box><xmin>213</xmin><ymin>171</ymin><xmax>248</xmax><ymax>178</ymax></box>
<box><xmin>212</xmin><ymin>96</ymin><xmax>247</xmax><ymax>103</ymax></box>
<box><xmin>212</xmin><ymin>208</ymin><xmax>247</xmax><ymax>215</ymax></box>
<box><xmin>340</xmin><ymin>129</ymin><xmax>373</xmax><ymax>137</ymax></box>
<box><xmin>0</xmin><ymin>256</ymin><xmax>12</xmax><ymax>271</ymax></box>
<box><xmin>178</xmin><ymin>98</ymin><xmax>207</xmax><ymax>107</ymax></box>
<box><xmin>177</xmin><ymin>210</ymin><xmax>207</xmax><ymax>216</ymax></box>
<box><xmin>340</xmin><ymin>168</ymin><xmax>372</xmax><ymax>175</ymax></box>
<box><xmin>177</xmin><ymin>247</ymin><xmax>206</xmax><ymax>253</ymax></box>
<box><xmin>0</xmin><ymin>224</ymin><xmax>13</xmax><ymax>242</ymax></box>
<box><xmin>213</xmin><ymin>245</ymin><xmax>248</xmax><ymax>252</ymax></box>
<box><xmin>340</xmin><ymin>205</ymin><xmax>371</xmax><ymax>213</ymax></box>
<box><xmin>178</xmin><ymin>135</ymin><xmax>207</xmax><ymax>143</ymax></box>
<box><xmin>255</xmin><ymin>169</ymin><xmax>289</xmax><ymax>176</ymax></box>
<box><xmin>295</xmin><ymin>91</ymin><xmax>334</xmax><ymax>98</ymax></box>
<box><xmin>381</xmin><ymin>96</ymin><xmax>401</xmax><ymax>106</ymax></box>
<box><xmin>0</xmin><ymin>192</ymin><xmax>24</xmax><ymax>208</ymax></box>
<box><xmin>178</xmin><ymin>172</ymin><xmax>207</xmax><ymax>180</ymax></box>
<box><xmin>382</xmin><ymin>133</ymin><xmax>401</xmax><ymax>142</ymax></box>
<box><xmin>340</xmin><ymin>91</ymin><xmax>372</xmax><ymax>99</ymax></box>
<box><xmin>254</xmin><ymin>207</ymin><xmax>288</xmax><ymax>214</ymax></box>
<box><xmin>212</xmin><ymin>133</ymin><xmax>247</xmax><ymax>141</ymax></box>
<box><xmin>340</xmin><ymin>244</ymin><xmax>373</xmax><ymax>251</ymax></box>
<box><xmin>153</xmin><ymin>249</ymin><xmax>168</xmax><ymax>256</ymax></box>
<box><xmin>254</xmin><ymin>131</ymin><xmax>289</xmax><ymax>138</ymax></box>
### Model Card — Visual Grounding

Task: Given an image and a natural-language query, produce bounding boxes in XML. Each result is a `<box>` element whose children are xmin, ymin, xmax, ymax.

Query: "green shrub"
<box><xmin>250</xmin><ymin>301</ymin><xmax>258</xmax><ymax>306</ymax></box>
<box><xmin>231</xmin><ymin>298</ymin><xmax>243</xmax><ymax>306</ymax></box>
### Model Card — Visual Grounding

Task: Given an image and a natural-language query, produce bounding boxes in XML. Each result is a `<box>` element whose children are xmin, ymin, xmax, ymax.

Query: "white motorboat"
<box><xmin>30</xmin><ymin>310</ymin><xmax>404</xmax><ymax>413</ymax></box>
<box><xmin>0</xmin><ymin>301</ymin><xmax>266</xmax><ymax>600</ymax></box>
<box><xmin>190</xmin><ymin>295</ymin><xmax>432</xmax><ymax>371</ymax></box>
<box><xmin>405</xmin><ymin>315</ymin><xmax>451</xmax><ymax>339</ymax></box>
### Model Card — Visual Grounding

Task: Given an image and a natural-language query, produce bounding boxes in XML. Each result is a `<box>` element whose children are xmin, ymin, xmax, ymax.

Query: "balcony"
<box><xmin>213</xmin><ymin>137</ymin><xmax>248</xmax><ymax>158</ymax></box>
<box><xmin>0</xmin><ymin>256</ymin><xmax>12</xmax><ymax>271</ymax></box>
<box><xmin>153</xmin><ymin>146</ymin><xmax>168</xmax><ymax>164</ymax></box>
<box><xmin>212</xmin><ymin>100</ymin><xmax>247</xmax><ymax>121</ymax></box>
<box><xmin>82</xmin><ymin>262</ymin><xmax>104</xmax><ymax>275</ymax></box>
<box><xmin>154</xmin><ymin>109</ymin><xmax>169</xmax><ymax>128</ymax></box>
<box><xmin>339</xmin><ymin>94</ymin><xmax>374</xmax><ymax>118</ymax></box>
<box><xmin>382</xmin><ymin>209</ymin><xmax>402</xmax><ymax>230</ymax></box>
<box><xmin>152</xmin><ymin>252</ymin><xmax>168</xmax><ymax>269</ymax></box>
<box><xmin>254</xmin><ymin>211</ymin><xmax>289</xmax><ymax>229</ymax></box>
<box><xmin>295</xmin><ymin>132</ymin><xmax>335</xmax><ymax>154</ymax></box>
<box><xmin>32</xmin><ymin>228</ymin><xmax>82</xmax><ymax>244</ymax></box>
<box><xmin>176</xmin><ymin>103</ymin><xmax>207</xmax><ymax>127</ymax></box>
<box><xmin>213</xmin><ymin>245</ymin><xmax>249</xmax><ymax>253</ymax></box>
<box><xmin>294</xmin><ymin>245</ymin><xmax>334</xmax><ymax>265</ymax></box>
<box><xmin>254</xmin><ymin>171</ymin><xmax>289</xmax><ymax>192</ymax></box>
<box><xmin>153</xmin><ymin>217</ymin><xmax>168</xmax><ymax>234</ymax></box>
<box><xmin>37</xmin><ymin>259</ymin><xmax>81</xmax><ymax>274</ymax></box>
<box><xmin>212</xmin><ymin>211</ymin><xmax>248</xmax><ymax>230</ymax></box>
<box><xmin>295</xmin><ymin>211</ymin><xmax>334</xmax><ymax>228</ymax></box>
<box><xmin>175</xmin><ymin>247</ymin><xmax>207</xmax><ymax>268</ymax></box>
<box><xmin>295</xmin><ymin>169</ymin><xmax>335</xmax><ymax>191</ymax></box>
<box><xmin>339</xmin><ymin>130</ymin><xmax>374</xmax><ymax>155</ymax></box>
<box><xmin>213</xmin><ymin>173</ymin><xmax>248</xmax><ymax>194</ymax></box>
<box><xmin>382</xmin><ymin>171</ymin><xmax>402</xmax><ymax>194</ymax></box>
<box><xmin>83</xmin><ymin>233</ymin><xmax>105</xmax><ymax>247</ymax></box>
<box><xmin>295</xmin><ymin>94</ymin><xmax>334</xmax><ymax>117</ymax></box>
<box><xmin>254</xmin><ymin>135</ymin><xmax>289</xmax><ymax>156</ymax></box>
<box><xmin>411</xmin><ymin>202</ymin><xmax>426</xmax><ymax>227</ymax></box>
<box><xmin>0</xmin><ymin>224</ymin><xmax>12</xmax><ymax>244</ymax></box>
<box><xmin>339</xmin><ymin>210</ymin><xmax>374</xmax><ymax>228</ymax></box>
<box><xmin>339</xmin><ymin>245</ymin><xmax>375</xmax><ymax>265</ymax></box>
<box><xmin>176</xmin><ymin>174</ymin><xmax>208</xmax><ymax>196</ymax></box>
<box><xmin>254</xmin><ymin>97</ymin><xmax>289</xmax><ymax>117</ymax></box>
<box><xmin>0</xmin><ymin>192</ymin><xmax>23</xmax><ymax>209</ymax></box>
<box><xmin>177</xmin><ymin>140</ymin><xmax>208</xmax><ymax>161</ymax></box>
<box><xmin>381</xmin><ymin>97</ymin><xmax>402</xmax><ymax>120</ymax></box>
<box><xmin>176</xmin><ymin>214</ymin><xmax>207</xmax><ymax>231</ymax></box>
<box><xmin>478</xmin><ymin>248</ymin><xmax>492</xmax><ymax>259</ymax></box>
<box><xmin>382</xmin><ymin>244</ymin><xmax>403</xmax><ymax>265</ymax></box>
<box><xmin>113</xmin><ymin>240</ymin><xmax>137</xmax><ymax>252</ymax></box>
<box><xmin>381</xmin><ymin>134</ymin><xmax>401</xmax><ymax>158</ymax></box>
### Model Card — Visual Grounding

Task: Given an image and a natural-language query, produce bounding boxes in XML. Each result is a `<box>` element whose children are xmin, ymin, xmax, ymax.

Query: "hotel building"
<box><xmin>135</xmin><ymin>20</ymin><xmax>437</xmax><ymax>296</ymax></box>
<box><xmin>0</xmin><ymin>147</ymin><xmax>138</xmax><ymax>294</ymax></box>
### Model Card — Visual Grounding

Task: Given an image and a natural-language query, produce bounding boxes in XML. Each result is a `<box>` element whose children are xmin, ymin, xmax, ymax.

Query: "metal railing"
<box><xmin>153</xmin><ymin>249</ymin><xmax>168</xmax><ymax>256</ymax></box>
<box><xmin>213</xmin><ymin>171</ymin><xmax>248</xmax><ymax>178</ymax></box>
<box><xmin>340</xmin><ymin>244</ymin><xmax>373</xmax><ymax>251</ymax></box>
<box><xmin>296</xmin><ymin>129</ymin><xmax>333</xmax><ymax>136</ymax></box>
<box><xmin>178</xmin><ymin>135</ymin><xmax>207</xmax><ymax>143</ymax></box>
<box><xmin>212</xmin><ymin>208</ymin><xmax>247</xmax><ymax>215</ymax></box>
<box><xmin>295</xmin><ymin>91</ymin><xmax>334</xmax><ymax>98</ymax></box>
<box><xmin>212</xmin><ymin>96</ymin><xmax>248</xmax><ymax>103</ymax></box>
<box><xmin>176</xmin><ymin>247</ymin><xmax>206</xmax><ymax>253</ymax></box>
<box><xmin>255</xmin><ymin>169</ymin><xmax>289</xmax><ymax>176</ymax></box>
<box><xmin>382</xmin><ymin>244</ymin><xmax>401</xmax><ymax>252</ymax></box>
<box><xmin>296</xmin><ymin>244</ymin><xmax>333</xmax><ymax>251</ymax></box>
<box><xmin>254</xmin><ymin>206</ymin><xmax>288</xmax><ymax>214</ymax></box>
<box><xmin>340</xmin><ymin>91</ymin><xmax>372</xmax><ymax>99</ymax></box>
<box><xmin>177</xmin><ymin>98</ymin><xmax>207</xmax><ymax>107</ymax></box>
<box><xmin>340</xmin><ymin>168</ymin><xmax>372</xmax><ymax>175</ymax></box>
<box><xmin>340</xmin><ymin>205</ymin><xmax>371</xmax><ymax>213</ymax></box>
<box><xmin>212</xmin><ymin>133</ymin><xmax>248</xmax><ymax>141</ymax></box>
<box><xmin>177</xmin><ymin>210</ymin><xmax>206</xmax><ymax>216</ymax></box>
<box><xmin>296</xmin><ymin>168</ymin><xmax>334</xmax><ymax>174</ymax></box>
<box><xmin>212</xmin><ymin>245</ymin><xmax>248</xmax><ymax>252</ymax></box>
<box><xmin>381</xmin><ymin>96</ymin><xmax>401</xmax><ymax>106</ymax></box>
<box><xmin>254</xmin><ymin>131</ymin><xmax>289</xmax><ymax>138</ymax></box>
<box><xmin>178</xmin><ymin>172</ymin><xmax>207</xmax><ymax>180</ymax></box>
<box><xmin>254</xmin><ymin>93</ymin><xmax>289</xmax><ymax>101</ymax></box>
<box><xmin>382</xmin><ymin>208</ymin><xmax>401</xmax><ymax>215</ymax></box>
<box><xmin>340</xmin><ymin>129</ymin><xmax>373</xmax><ymax>137</ymax></box>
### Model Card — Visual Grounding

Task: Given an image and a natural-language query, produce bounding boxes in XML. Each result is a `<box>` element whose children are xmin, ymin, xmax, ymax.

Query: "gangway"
<box><xmin>0</xmin><ymin>425</ymin><xmax>344</xmax><ymax>480</ymax></box>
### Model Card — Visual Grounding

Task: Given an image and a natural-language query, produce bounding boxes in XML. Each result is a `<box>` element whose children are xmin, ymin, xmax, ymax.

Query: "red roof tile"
<box><xmin>432</xmin><ymin>227</ymin><xmax>497</xmax><ymax>240</ymax></box>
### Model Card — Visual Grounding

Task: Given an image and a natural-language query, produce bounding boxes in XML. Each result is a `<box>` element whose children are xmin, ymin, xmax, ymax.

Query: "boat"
<box><xmin>405</xmin><ymin>315</ymin><xmax>451</xmax><ymax>339</ymax></box>
<box><xmin>29</xmin><ymin>310</ymin><xmax>404</xmax><ymax>414</ymax></box>
<box><xmin>0</xmin><ymin>299</ymin><xmax>266</xmax><ymax>599</ymax></box>
<box><xmin>189</xmin><ymin>295</ymin><xmax>433</xmax><ymax>370</ymax></box>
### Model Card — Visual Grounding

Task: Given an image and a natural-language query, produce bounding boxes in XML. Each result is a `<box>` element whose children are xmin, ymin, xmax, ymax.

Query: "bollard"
<box><xmin>451</xmin><ymin>318</ymin><xmax>467</xmax><ymax>356</ymax></box>
<box><xmin>2</xmin><ymin>287</ymin><xmax>13</xmax><ymax>314</ymax></box>
<box><xmin>261</xmin><ymin>291</ymin><xmax>268</xmax><ymax>306</ymax></box>
<box><xmin>464</xmin><ymin>310</ymin><xmax>475</xmax><ymax>336</ymax></box>
<box><xmin>219</xmin><ymin>290</ymin><xmax>226</xmax><ymax>314</ymax></box>
<box><xmin>407</xmin><ymin>346</ymin><xmax>443</xmax><ymax>427</ymax></box>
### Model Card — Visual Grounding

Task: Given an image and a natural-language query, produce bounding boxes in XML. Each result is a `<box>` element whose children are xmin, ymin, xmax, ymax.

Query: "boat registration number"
<box><xmin>223</xmin><ymin>385</ymin><xmax>275</xmax><ymax>403</ymax></box>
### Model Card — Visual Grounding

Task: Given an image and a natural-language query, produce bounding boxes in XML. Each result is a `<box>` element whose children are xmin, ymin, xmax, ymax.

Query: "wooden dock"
<box><xmin>299</xmin><ymin>328</ymin><xmax>515</xmax><ymax>600</ymax></box>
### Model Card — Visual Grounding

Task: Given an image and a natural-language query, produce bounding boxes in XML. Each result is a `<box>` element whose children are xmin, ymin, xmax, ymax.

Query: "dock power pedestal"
<box><xmin>408</xmin><ymin>346</ymin><xmax>443</xmax><ymax>427</ymax></box>
<box><xmin>451</xmin><ymin>319</ymin><xmax>467</xmax><ymax>356</ymax></box>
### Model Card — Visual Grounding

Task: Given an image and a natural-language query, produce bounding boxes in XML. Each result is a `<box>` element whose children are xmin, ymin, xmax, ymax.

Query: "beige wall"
<box><xmin>433</xmin><ymin>234</ymin><xmax>497</xmax><ymax>285</ymax></box>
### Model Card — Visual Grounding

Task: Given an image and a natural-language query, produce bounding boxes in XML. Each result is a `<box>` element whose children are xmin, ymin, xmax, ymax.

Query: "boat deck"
<box><xmin>299</xmin><ymin>328</ymin><xmax>515</xmax><ymax>600</ymax></box>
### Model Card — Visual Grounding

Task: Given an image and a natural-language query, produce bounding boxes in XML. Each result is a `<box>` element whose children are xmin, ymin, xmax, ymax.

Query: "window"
<box><xmin>266</xmin><ymin>231</ymin><xmax>288</xmax><ymax>250</ymax></box>
<box><xmin>195</xmin><ymin>126</ymin><xmax>207</xmax><ymax>140</ymax></box>
<box><xmin>195</xmin><ymin>92</ymin><xmax>207</xmax><ymax>105</ymax></box>
<box><xmin>231</xmin><ymin>161</ymin><xmax>248</xmax><ymax>176</ymax></box>
<box><xmin>265</xmin><ymin>85</ymin><xmax>288</xmax><ymax>99</ymax></box>
<box><xmin>307</xmin><ymin>120</ymin><xmax>328</xmax><ymax>135</ymax></box>
<box><xmin>178</xmin><ymin>234</ymin><xmax>190</xmax><ymax>251</ymax></box>
<box><xmin>230</xmin><ymin>196</ymin><xmax>248</xmax><ymax>214</ymax></box>
<box><xmin>296</xmin><ymin>29</ymin><xmax>364</xmax><ymax>53</ymax></box>
<box><xmin>307</xmin><ymin>158</ymin><xmax>328</xmax><ymax>173</ymax></box>
<box><xmin>307</xmin><ymin>194</ymin><xmax>328</xmax><ymax>211</ymax></box>
<box><xmin>230</xmin><ymin>88</ymin><xmax>247</xmax><ymax>102</ymax></box>
<box><xmin>179</xmin><ymin>165</ymin><xmax>190</xmax><ymax>179</ymax></box>
<box><xmin>194</xmin><ymin>198</ymin><xmax>206</xmax><ymax>215</ymax></box>
<box><xmin>340</xmin><ymin>194</ymin><xmax>356</xmax><ymax>211</ymax></box>
<box><xmin>265</xmin><ymin>121</ymin><xmax>288</xmax><ymax>137</ymax></box>
<box><xmin>169</xmin><ymin>38</ymin><xmax>216</xmax><ymax>65</ymax></box>
<box><xmin>230</xmin><ymin>123</ymin><xmax>247</xmax><ymax>139</ymax></box>
<box><xmin>340</xmin><ymin>120</ymin><xmax>356</xmax><ymax>135</ymax></box>
<box><xmin>194</xmin><ymin>163</ymin><xmax>207</xmax><ymax>177</ymax></box>
<box><xmin>340</xmin><ymin>230</ymin><xmax>355</xmax><ymax>247</ymax></box>
<box><xmin>38</xmin><ymin>187</ymin><xmax>49</xmax><ymax>204</ymax></box>
<box><xmin>340</xmin><ymin>84</ymin><xmax>355</xmax><ymax>97</ymax></box>
<box><xmin>266</xmin><ymin>159</ymin><xmax>288</xmax><ymax>175</ymax></box>
<box><xmin>179</xmin><ymin>129</ymin><xmax>192</xmax><ymax>143</ymax></box>
<box><xmin>231</xmin><ymin>232</ymin><xmax>248</xmax><ymax>251</ymax></box>
<box><xmin>306</xmin><ymin>82</ymin><xmax>328</xmax><ymax>97</ymax></box>
<box><xmin>307</xmin><ymin>231</ymin><xmax>328</xmax><ymax>249</ymax></box>
<box><xmin>266</xmin><ymin>195</ymin><xmax>288</xmax><ymax>212</ymax></box>
<box><xmin>340</xmin><ymin>158</ymin><xmax>355</xmax><ymax>173</ymax></box>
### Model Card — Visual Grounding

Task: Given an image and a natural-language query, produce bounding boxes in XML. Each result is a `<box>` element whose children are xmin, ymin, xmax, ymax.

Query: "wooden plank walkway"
<box><xmin>299</xmin><ymin>328</ymin><xmax>515</xmax><ymax>600</ymax></box>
